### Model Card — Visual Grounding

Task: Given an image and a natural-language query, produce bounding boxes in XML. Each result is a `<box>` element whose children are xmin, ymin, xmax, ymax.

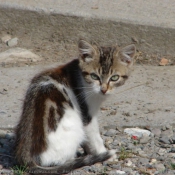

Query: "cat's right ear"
<box><xmin>78</xmin><ymin>40</ymin><xmax>96</xmax><ymax>62</ymax></box>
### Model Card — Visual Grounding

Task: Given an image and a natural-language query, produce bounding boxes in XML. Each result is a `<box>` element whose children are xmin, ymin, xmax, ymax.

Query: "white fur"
<box><xmin>84</xmin><ymin>117</ymin><xmax>106</xmax><ymax>154</ymax></box>
<box><xmin>39</xmin><ymin>80</ymin><xmax>84</xmax><ymax>166</ymax></box>
<box><xmin>40</xmin><ymin>107</ymin><xmax>84</xmax><ymax>166</ymax></box>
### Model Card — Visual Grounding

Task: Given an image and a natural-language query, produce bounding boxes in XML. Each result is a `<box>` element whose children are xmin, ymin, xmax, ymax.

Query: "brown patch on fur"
<box><xmin>48</xmin><ymin>106</ymin><xmax>57</xmax><ymax>132</ymax></box>
<box><xmin>31</xmin><ymin>84</ymin><xmax>67</xmax><ymax>156</ymax></box>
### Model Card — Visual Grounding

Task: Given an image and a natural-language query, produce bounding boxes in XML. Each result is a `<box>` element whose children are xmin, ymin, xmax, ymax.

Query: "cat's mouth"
<box><xmin>100</xmin><ymin>90</ymin><xmax>111</xmax><ymax>96</ymax></box>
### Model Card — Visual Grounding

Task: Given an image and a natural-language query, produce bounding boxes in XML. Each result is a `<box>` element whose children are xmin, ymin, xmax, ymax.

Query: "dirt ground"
<box><xmin>0</xmin><ymin>34</ymin><xmax>175</xmax><ymax>130</ymax></box>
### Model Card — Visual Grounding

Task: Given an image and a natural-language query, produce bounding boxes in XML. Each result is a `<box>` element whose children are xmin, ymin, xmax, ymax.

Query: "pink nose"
<box><xmin>101</xmin><ymin>89</ymin><xmax>107</xmax><ymax>94</ymax></box>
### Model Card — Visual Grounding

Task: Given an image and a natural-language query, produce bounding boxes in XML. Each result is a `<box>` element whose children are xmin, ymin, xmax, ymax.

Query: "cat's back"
<box><xmin>23</xmin><ymin>59</ymin><xmax>81</xmax><ymax>120</ymax></box>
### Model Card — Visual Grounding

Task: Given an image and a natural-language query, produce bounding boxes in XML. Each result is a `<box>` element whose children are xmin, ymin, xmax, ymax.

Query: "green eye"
<box><xmin>110</xmin><ymin>75</ymin><xmax>119</xmax><ymax>81</ymax></box>
<box><xmin>91</xmin><ymin>73</ymin><xmax>100</xmax><ymax>80</ymax></box>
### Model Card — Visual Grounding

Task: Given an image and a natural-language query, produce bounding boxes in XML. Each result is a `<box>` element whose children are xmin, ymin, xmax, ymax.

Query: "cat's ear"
<box><xmin>78</xmin><ymin>40</ymin><xmax>96</xmax><ymax>62</ymax></box>
<box><xmin>119</xmin><ymin>44</ymin><xmax>136</xmax><ymax>67</ymax></box>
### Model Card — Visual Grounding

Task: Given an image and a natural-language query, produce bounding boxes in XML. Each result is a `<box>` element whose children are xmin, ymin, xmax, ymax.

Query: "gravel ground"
<box><xmin>0</xmin><ymin>126</ymin><xmax>175</xmax><ymax>175</ymax></box>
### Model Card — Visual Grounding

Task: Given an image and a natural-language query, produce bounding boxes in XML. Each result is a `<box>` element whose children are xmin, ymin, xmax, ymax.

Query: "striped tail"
<box><xmin>29</xmin><ymin>150</ymin><xmax>115</xmax><ymax>174</ymax></box>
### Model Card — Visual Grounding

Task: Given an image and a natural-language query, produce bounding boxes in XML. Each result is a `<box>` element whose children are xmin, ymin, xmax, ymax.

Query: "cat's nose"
<box><xmin>101</xmin><ymin>84</ymin><xmax>107</xmax><ymax>94</ymax></box>
<box><xmin>101</xmin><ymin>89</ymin><xmax>107</xmax><ymax>94</ymax></box>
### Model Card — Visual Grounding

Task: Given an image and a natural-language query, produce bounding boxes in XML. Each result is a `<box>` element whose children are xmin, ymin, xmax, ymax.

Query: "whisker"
<box><xmin>79</xmin><ymin>90</ymin><xmax>95</xmax><ymax>104</ymax></box>
<box><xmin>73</xmin><ymin>86</ymin><xmax>93</xmax><ymax>90</ymax></box>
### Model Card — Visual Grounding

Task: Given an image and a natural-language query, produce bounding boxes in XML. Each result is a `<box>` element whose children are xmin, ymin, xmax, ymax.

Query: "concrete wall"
<box><xmin>1</xmin><ymin>0</ymin><xmax>175</xmax><ymax>56</ymax></box>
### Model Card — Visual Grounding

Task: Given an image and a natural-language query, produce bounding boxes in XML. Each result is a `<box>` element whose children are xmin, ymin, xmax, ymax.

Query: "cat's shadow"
<box><xmin>0</xmin><ymin>134</ymin><xmax>17</xmax><ymax>169</ymax></box>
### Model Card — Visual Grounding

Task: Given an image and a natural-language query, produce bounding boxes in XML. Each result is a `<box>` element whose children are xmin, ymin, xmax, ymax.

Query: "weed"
<box><xmin>98</xmin><ymin>166</ymin><xmax>108</xmax><ymax>175</ymax></box>
<box><xmin>118</xmin><ymin>147</ymin><xmax>132</xmax><ymax>160</ymax></box>
<box><xmin>171</xmin><ymin>163</ymin><xmax>175</xmax><ymax>170</ymax></box>
<box><xmin>11</xmin><ymin>164</ymin><xmax>28</xmax><ymax>175</ymax></box>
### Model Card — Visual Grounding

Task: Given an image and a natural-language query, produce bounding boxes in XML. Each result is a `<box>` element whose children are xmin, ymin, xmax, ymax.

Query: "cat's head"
<box><xmin>78</xmin><ymin>40</ymin><xmax>136</xmax><ymax>95</ymax></box>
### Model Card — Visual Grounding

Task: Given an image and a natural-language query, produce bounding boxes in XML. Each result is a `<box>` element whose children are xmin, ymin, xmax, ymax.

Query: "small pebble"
<box><xmin>140</xmin><ymin>136</ymin><xmax>151</xmax><ymax>144</ymax></box>
<box><xmin>159</xmin><ymin>136</ymin><xmax>170</xmax><ymax>144</ymax></box>
<box><xmin>104</xmin><ymin>129</ymin><xmax>117</xmax><ymax>137</ymax></box>
<box><xmin>161</xmin><ymin>126</ymin><xmax>167</xmax><ymax>131</ymax></box>
<box><xmin>112</xmin><ymin>140</ymin><xmax>119</xmax><ymax>146</ymax></box>
<box><xmin>115</xmin><ymin>170</ymin><xmax>126</xmax><ymax>175</ymax></box>
<box><xmin>125</xmin><ymin>159</ymin><xmax>132</xmax><ymax>166</ymax></box>
<box><xmin>7</xmin><ymin>37</ymin><xmax>18</xmax><ymax>47</ymax></box>
<box><xmin>151</xmin><ymin>128</ymin><xmax>161</xmax><ymax>137</ymax></box>
<box><xmin>138</xmin><ymin>157</ymin><xmax>150</xmax><ymax>165</ymax></box>
<box><xmin>170</xmin><ymin>147</ymin><xmax>175</xmax><ymax>153</ymax></box>
<box><xmin>155</xmin><ymin>163</ymin><xmax>165</xmax><ymax>172</ymax></box>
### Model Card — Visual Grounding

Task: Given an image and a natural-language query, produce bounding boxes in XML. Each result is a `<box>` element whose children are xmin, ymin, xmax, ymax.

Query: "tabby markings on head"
<box><xmin>99</xmin><ymin>47</ymin><xmax>116</xmax><ymax>74</ymax></box>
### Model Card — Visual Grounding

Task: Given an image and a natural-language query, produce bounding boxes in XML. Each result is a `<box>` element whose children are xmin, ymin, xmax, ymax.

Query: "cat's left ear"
<box><xmin>119</xmin><ymin>44</ymin><xmax>136</xmax><ymax>67</ymax></box>
<box><xmin>78</xmin><ymin>39</ymin><xmax>96</xmax><ymax>62</ymax></box>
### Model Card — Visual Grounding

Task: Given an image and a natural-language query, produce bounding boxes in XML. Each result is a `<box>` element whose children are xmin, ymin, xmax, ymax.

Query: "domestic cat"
<box><xmin>15</xmin><ymin>40</ymin><xmax>136</xmax><ymax>174</ymax></box>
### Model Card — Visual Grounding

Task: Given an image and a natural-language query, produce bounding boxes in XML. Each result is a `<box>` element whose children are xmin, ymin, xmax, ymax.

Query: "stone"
<box><xmin>82</xmin><ymin>166</ymin><xmax>91</xmax><ymax>172</ymax></box>
<box><xmin>115</xmin><ymin>170</ymin><xmax>126</xmax><ymax>175</ymax></box>
<box><xmin>7</xmin><ymin>37</ymin><xmax>18</xmax><ymax>47</ymax></box>
<box><xmin>105</xmin><ymin>137</ymin><xmax>113</xmax><ymax>144</ymax></box>
<box><xmin>140</xmin><ymin>135</ymin><xmax>151</xmax><ymax>144</ymax></box>
<box><xmin>160</xmin><ymin>130</ymin><xmax>173</xmax><ymax>138</ymax></box>
<box><xmin>138</xmin><ymin>150</ymin><xmax>148</xmax><ymax>157</ymax></box>
<box><xmin>90</xmin><ymin>164</ymin><xmax>101</xmax><ymax>173</ymax></box>
<box><xmin>122</xmin><ymin>167</ymin><xmax>133</xmax><ymax>172</ymax></box>
<box><xmin>166</xmin><ymin>124</ymin><xmax>172</xmax><ymax>130</ymax></box>
<box><xmin>170</xmin><ymin>147</ymin><xmax>175</xmax><ymax>153</ymax></box>
<box><xmin>146</xmin><ymin>164</ymin><xmax>154</xmax><ymax>169</ymax></box>
<box><xmin>159</xmin><ymin>136</ymin><xmax>170</xmax><ymax>144</ymax></box>
<box><xmin>155</xmin><ymin>163</ymin><xmax>165</xmax><ymax>172</ymax></box>
<box><xmin>171</xmin><ymin>135</ymin><xmax>175</xmax><ymax>143</ymax></box>
<box><xmin>157</xmin><ymin>156</ymin><xmax>164</xmax><ymax>161</ymax></box>
<box><xmin>168</xmin><ymin>153</ymin><xmax>175</xmax><ymax>158</ymax></box>
<box><xmin>126</xmin><ymin>143</ymin><xmax>134</xmax><ymax>150</ymax></box>
<box><xmin>150</xmin><ymin>158</ymin><xmax>157</xmax><ymax>164</ymax></box>
<box><xmin>124</xmin><ymin>128</ymin><xmax>151</xmax><ymax>138</ymax></box>
<box><xmin>104</xmin><ymin>129</ymin><xmax>117</xmax><ymax>137</ymax></box>
<box><xmin>138</xmin><ymin>157</ymin><xmax>149</xmax><ymax>165</ymax></box>
<box><xmin>125</xmin><ymin>159</ymin><xmax>132</xmax><ymax>166</ymax></box>
<box><xmin>158</xmin><ymin>148</ymin><xmax>167</xmax><ymax>156</ymax></box>
<box><xmin>111</xmin><ymin>164</ymin><xmax>121</xmax><ymax>169</ymax></box>
<box><xmin>161</xmin><ymin>126</ymin><xmax>167</xmax><ymax>131</ymax></box>
<box><xmin>0</xmin><ymin>48</ymin><xmax>42</xmax><ymax>64</ymax></box>
<box><xmin>151</xmin><ymin>128</ymin><xmax>161</xmax><ymax>137</ymax></box>
<box><xmin>104</xmin><ymin>125</ymin><xmax>117</xmax><ymax>130</ymax></box>
<box><xmin>112</xmin><ymin>140</ymin><xmax>119</xmax><ymax>146</ymax></box>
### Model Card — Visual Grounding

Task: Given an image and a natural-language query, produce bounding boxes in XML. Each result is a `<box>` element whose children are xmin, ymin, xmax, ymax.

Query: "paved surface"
<box><xmin>1</xmin><ymin>63</ymin><xmax>175</xmax><ymax>129</ymax></box>
<box><xmin>0</xmin><ymin>0</ymin><xmax>175</xmax><ymax>55</ymax></box>
<box><xmin>1</xmin><ymin>0</ymin><xmax>175</xmax><ymax>28</ymax></box>
<box><xmin>0</xmin><ymin>0</ymin><xmax>175</xmax><ymax>129</ymax></box>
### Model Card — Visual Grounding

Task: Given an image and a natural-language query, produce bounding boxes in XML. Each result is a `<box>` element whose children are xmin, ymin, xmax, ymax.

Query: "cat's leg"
<box><xmin>83</xmin><ymin>116</ymin><xmax>107</xmax><ymax>154</ymax></box>
<box><xmin>83</xmin><ymin>117</ymin><xmax>116</xmax><ymax>161</ymax></box>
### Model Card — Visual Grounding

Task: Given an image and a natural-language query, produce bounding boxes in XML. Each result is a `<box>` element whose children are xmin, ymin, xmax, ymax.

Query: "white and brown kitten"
<box><xmin>15</xmin><ymin>40</ymin><xmax>136</xmax><ymax>174</ymax></box>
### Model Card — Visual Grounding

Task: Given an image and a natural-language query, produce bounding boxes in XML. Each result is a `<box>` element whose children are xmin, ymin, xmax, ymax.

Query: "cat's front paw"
<box><xmin>107</xmin><ymin>150</ymin><xmax>118</xmax><ymax>162</ymax></box>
